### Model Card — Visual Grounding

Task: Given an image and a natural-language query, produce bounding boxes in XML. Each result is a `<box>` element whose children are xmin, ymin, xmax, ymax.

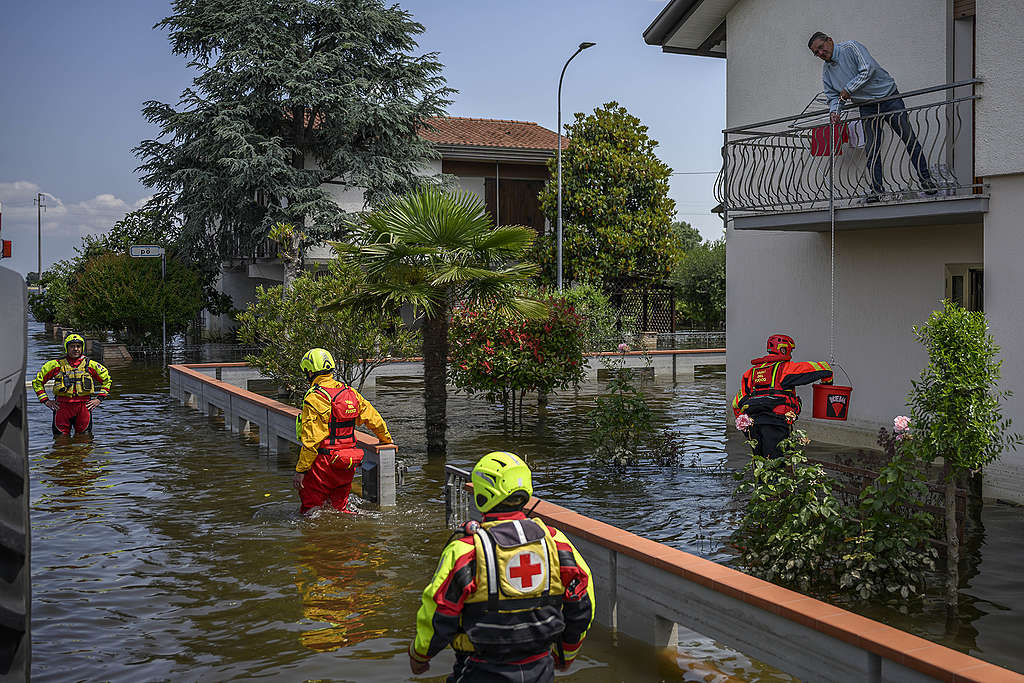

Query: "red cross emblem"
<box><xmin>506</xmin><ymin>550</ymin><xmax>544</xmax><ymax>592</ymax></box>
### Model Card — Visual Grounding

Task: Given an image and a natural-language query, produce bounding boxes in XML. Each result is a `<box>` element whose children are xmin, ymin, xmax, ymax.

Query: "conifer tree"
<box><xmin>135</xmin><ymin>0</ymin><xmax>452</xmax><ymax>286</ymax></box>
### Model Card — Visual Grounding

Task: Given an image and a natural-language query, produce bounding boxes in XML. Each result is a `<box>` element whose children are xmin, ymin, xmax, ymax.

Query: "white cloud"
<box><xmin>0</xmin><ymin>181</ymin><xmax>151</xmax><ymax>276</ymax></box>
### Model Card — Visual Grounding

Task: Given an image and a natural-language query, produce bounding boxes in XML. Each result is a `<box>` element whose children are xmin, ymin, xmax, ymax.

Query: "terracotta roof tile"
<box><xmin>421</xmin><ymin>116</ymin><xmax>569</xmax><ymax>151</ymax></box>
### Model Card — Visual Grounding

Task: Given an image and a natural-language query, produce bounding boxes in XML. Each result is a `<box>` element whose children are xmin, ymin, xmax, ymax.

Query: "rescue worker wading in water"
<box><xmin>732</xmin><ymin>334</ymin><xmax>834</xmax><ymax>458</ymax></box>
<box><xmin>410</xmin><ymin>451</ymin><xmax>595</xmax><ymax>683</ymax></box>
<box><xmin>33</xmin><ymin>334</ymin><xmax>111</xmax><ymax>436</ymax></box>
<box><xmin>294</xmin><ymin>348</ymin><xmax>392</xmax><ymax>514</ymax></box>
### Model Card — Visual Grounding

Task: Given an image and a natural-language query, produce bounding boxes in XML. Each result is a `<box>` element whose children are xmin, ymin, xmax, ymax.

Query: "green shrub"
<box><xmin>734</xmin><ymin>429</ymin><xmax>938</xmax><ymax>603</ymax></box>
<box><xmin>586</xmin><ymin>350</ymin><xmax>654</xmax><ymax>469</ymax></box>
<box><xmin>236</xmin><ymin>260</ymin><xmax>419</xmax><ymax>395</ymax></box>
<box><xmin>70</xmin><ymin>253</ymin><xmax>203</xmax><ymax>345</ymax></box>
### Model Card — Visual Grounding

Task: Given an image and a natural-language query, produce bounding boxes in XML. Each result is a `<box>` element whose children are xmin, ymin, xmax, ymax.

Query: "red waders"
<box><xmin>53</xmin><ymin>398</ymin><xmax>92</xmax><ymax>435</ymax></box>
<box><xmin>299</xmin><ymin>385</ymin><xmax>363</xmax><ymax>514</ymax></box>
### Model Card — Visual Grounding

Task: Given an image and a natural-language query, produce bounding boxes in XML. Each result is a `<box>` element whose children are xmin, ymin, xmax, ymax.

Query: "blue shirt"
<box><xmin>822</xmin><ymin>40</ymin><xmax>897</xmax><ymax>112</ymax></box>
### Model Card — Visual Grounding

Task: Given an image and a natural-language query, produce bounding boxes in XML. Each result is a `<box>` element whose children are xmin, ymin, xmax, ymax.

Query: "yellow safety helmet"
<box><xmin>300</xmin><ymin>348</ymin><xmax>336</xmax><ymax>375</ymax></box>
<box><xmin>471</xmin><ymin>451</ymin><xmax>533</xmax><ymax>513</ymax></box>
<box><xmin>64</xmin><ymin>333</ymin><xmax>85</xmax><ymax>353</ymax></box>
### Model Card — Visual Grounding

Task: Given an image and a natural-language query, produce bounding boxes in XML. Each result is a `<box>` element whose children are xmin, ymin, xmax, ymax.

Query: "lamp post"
<box><xmin>557</xmin><ymin>41</ymin><xmax>596</xmax><ymax>292</ymax></box>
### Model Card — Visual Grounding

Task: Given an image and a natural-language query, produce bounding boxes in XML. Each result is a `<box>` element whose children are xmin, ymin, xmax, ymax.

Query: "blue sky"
<box><xmin>0</xmin><ymin>0</ymin><xmax>726</xmax><ymax>276</ymax></box>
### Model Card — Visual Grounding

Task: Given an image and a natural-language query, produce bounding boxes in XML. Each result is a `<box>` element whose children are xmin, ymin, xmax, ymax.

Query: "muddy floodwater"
<box><xmin>27</xmin><ymin>319</ymin><xmax>1024</xmax><ymax>681</ymax></box>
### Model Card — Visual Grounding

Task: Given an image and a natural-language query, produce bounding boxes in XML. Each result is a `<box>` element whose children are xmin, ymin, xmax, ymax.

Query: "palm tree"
<box><xmin>328</xmin><ymin>187</ymin><xmax>544</xmax><ymax>457</ymax></box>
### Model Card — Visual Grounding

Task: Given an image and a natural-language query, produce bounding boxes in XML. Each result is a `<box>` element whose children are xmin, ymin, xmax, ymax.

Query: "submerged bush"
<box><xmin>733</xmin><ymin>429</ymin><xmax>937</xmax><ymax>603</ymax></box>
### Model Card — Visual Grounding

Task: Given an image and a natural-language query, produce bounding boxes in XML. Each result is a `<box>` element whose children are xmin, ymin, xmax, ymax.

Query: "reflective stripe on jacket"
<box><xmin>412</xmin><ymin>511</ymin><xmax>595</xmax><ymax>666</ymax></box>
<box><xmin>733</xmin><ymin>358</ymin><xmax>833</xmax><ymax>422</ymax></box>
<box><xmin>296</xmin><ymin>375</ymin><xmax>391</xmax><ymax>472</ymax></box>
<box><xmin>33</xmin><ymin>356</ymin><xmax>111</xmax><ymax>401</ymax></box>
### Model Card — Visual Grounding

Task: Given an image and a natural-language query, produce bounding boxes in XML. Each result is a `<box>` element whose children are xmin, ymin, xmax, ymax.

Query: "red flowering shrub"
<box><xmin>448</xmin><ymin>295</ymin><xmax>586</xmax><ymax>404</ymax></box>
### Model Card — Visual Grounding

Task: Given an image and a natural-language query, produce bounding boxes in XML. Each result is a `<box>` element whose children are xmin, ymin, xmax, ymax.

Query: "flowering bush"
<box><xmin>448</xmin><ymin>294</ymin><xmax>586</xmax><ymax>410</ymax></box>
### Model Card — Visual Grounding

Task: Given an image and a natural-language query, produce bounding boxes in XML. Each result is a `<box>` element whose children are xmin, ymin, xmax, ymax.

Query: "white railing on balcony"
<box><xmin>716</xmin><ymin>80</ymin><xmax>982</xmax><ymax>214</ymax></box>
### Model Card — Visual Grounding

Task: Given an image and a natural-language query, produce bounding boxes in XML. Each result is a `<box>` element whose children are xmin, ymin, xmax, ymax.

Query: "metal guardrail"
<box><xmin>443</xmin><ymin>464</ymin><xmax>473</xmax><ymax>529</ymax></box>
<box><xmin>658</xmin><ymin>331</ymin><xmax>726</xmax><ymax>350</ymax></box>
<box><xmin>717</xmin><ymin>80</ymin><xmax>982</xmax><ymax>213</ymax></box>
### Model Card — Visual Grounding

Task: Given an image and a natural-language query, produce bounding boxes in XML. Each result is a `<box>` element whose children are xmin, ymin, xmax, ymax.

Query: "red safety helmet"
<box><xmin>766</xmin><ymin>334</ymin><xmax>795</xmax><ymax>358</ymax></box>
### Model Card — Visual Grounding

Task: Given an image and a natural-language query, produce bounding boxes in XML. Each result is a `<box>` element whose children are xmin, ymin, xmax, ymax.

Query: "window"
<box><xmin>945</xmin><ymin>263</ymin><xmax>983</xmax><ymax>312</ymax></box>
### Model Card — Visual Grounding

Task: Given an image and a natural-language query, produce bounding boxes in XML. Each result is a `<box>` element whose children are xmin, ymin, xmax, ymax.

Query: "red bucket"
<box><xmin>812</xmin><ymin>383</ymin><xmax>852</xmax><ymax>421</ymax></box>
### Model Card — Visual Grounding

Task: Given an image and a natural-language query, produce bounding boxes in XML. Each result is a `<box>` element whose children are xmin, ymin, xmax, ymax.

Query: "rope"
<box><xmin>829</xmin><ymin>116</ymin><xmax>839</xmax><ymax>365</ymax></box>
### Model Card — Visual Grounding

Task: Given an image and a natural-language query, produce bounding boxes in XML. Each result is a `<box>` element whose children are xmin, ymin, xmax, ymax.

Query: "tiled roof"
<box><xmin>421</xmin><ymin>116</ymin><xmax>569</xmax><ymax>150</ymax></box>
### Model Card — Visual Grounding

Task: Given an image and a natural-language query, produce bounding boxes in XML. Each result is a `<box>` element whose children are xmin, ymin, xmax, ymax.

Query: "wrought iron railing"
<box><xmin>443</xmin><ymin>465</ymin><xmax>474</xmax><ymax>529</ymax></box>
<box><xmin>716</xmin><ymin>80</ymin><xmax>982</xmax><ymax>214</ymax></box>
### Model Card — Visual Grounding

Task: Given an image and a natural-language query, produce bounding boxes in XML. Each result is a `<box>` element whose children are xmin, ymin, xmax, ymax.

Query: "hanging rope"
<box><xmin>829</xmin><ymin>116</ymin><xmax>839</xmax><ymax>365</ymax></box>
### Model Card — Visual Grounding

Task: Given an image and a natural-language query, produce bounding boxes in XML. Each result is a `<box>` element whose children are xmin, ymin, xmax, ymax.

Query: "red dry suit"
<box><xmin>297</xmin><ymin>375</ymin><xmax>391</xmax><ymax>514</ymax></box>
<box><xmin>732</xmin><ymin>354</ymin><xmax>834</xmax><ymax>427</ymax></box>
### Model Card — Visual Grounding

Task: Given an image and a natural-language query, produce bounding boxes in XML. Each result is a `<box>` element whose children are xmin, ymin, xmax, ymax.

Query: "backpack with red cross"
<box><xmin>459</xmin><ymin>518</ymin><xmax>567</xmax><ymax>660</ymax></box>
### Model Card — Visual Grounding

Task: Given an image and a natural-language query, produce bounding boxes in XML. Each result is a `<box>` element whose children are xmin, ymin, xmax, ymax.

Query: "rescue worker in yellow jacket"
<box><xmin>294</xmin><ymin>348</ymin><xmax>392</xmax><ymax>514</ymax></box>
<box><xmin>409</xmin><ymin>451</ymin><xmax>595</xmax><ymax>682</ymax></box>
<box><xmin>732</xmin><ymin>333</ymin><xmax>834</xmax><ymax>458</ymax></box>
<box><xmin>33</xmin><ymin>334</ymin><xmax>111</xmax><ymax>436</ymax></box>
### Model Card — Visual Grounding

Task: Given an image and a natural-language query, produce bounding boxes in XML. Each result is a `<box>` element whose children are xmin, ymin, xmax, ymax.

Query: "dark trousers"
<box><xmin>859</xmin><ymin>92</ymin><xmax>931</xmax><ymax>194</ymax></box>
<box><xmin>448</xmin><ymin>651</ymin><xmax>554</xmax><ymax>683</ymax></box>
<box><xmin>749</xmin><ymin>423</ymin><xmax>791</xmax><ymax>459</ymax></box>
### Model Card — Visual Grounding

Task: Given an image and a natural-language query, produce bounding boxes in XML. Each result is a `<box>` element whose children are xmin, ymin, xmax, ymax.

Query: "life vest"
<box><xmin>312</xmin><ymin>384</ymin><xmax>363</xmax><ymax>468</ymax></box>
<box><xmin>744</xmin><ymin>361</ymin><xmax>801</xmax><ymax>417</ymax></box>
<box><xmin>54</xmin><ymin>358</ymin><xmax>96</xmax><ymax>398</ymax></box>
<box><xmin>456</xmin><ymin>518</ymin><xmax>565</xmax><ymax>661</ymax></box>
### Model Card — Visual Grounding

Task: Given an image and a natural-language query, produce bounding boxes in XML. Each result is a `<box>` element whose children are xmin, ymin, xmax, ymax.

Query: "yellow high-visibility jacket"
<box><xmin>411</xmin><ymin>511</ymin><xmax>595</xmax><ymax>667</ymax></box>
<box><xmin>33</xmin><ymin>356</ymin><xmax>111</xmax><ymax>402</ymax></box>
<box><xmin>296</xmin><ymin>374</ymin><xmax>391</xmax><ymax>472</ymax></box>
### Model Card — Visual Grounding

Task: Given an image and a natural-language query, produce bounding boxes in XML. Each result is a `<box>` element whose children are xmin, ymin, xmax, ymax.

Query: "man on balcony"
<box><xmin>808</xmin><ymin>32</ymin><xmax>937</xmax><ymax>202</ymax></box>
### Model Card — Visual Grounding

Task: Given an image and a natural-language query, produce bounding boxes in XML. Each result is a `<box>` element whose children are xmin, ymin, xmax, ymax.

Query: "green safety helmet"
<box><xmin>300</xmin><ymin>348</ymin><xmax>335</xmax><ymax>375</ymax></box>
<box><xmin>64</xmin><ymin>333</ymin><xmax>85</xmax><ymax>353</ymax></box>
<box><xmin>471</xmin><ymin>451</ymin><xmax>533</xmax><ymax>513</ymax></box>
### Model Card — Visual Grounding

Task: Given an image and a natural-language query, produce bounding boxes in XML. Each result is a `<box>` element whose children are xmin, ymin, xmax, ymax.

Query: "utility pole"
<box><xmin>33</xmin><ymin>192</ymin><xmax>46</xmax><ymax>278</ymax></box>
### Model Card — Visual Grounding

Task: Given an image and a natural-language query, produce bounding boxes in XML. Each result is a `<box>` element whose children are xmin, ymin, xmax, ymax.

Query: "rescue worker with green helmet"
<box><xmin>409</xmin><ymin>451</ymin><xmax>595</xmax><ymax>682</ymax></box>
<box><xmin>32</xmin><ymin>333</ymin><xmax>111</xmax><ymax>436</ymax></box>
<box><xmin>294</xmin><ymin>348</ymin><xmax>392</xmax><ymax>514</ymax></box>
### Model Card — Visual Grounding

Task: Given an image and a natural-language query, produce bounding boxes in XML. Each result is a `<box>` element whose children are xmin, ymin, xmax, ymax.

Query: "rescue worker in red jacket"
<box><xmin>732</xmin><ymin>334</ymin><xmax>833</xmax><ymax>458</ymax></box>
<box><xmin>33</xmin><ymin>333</ymin><xmax>112</xmax><ymax>436</ymax></box>
<box><xmin>409</xmin><ymin>451</ymin><xmax>595</xmax><ymax>682</ymax></box>
<box><xmin>293</xmin><ymin>348</ymin><xmax>392</xmax><ymax>514</ymax></box>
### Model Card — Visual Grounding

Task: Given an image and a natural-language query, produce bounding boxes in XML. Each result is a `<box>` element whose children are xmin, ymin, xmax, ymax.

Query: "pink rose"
<box><xmin>617</xmin><ymin>343</ymin><xmax>629</xmax><ymax>353</ymax></box>
<box><xmin>736</xmin><ymin>414</ymin><xmax>753</xmax><ymax>430</ymax></box>
<box><xmin>893</xmin><ymin>415</ymin><xmax>910</xmax><ymax>433</ymax></box>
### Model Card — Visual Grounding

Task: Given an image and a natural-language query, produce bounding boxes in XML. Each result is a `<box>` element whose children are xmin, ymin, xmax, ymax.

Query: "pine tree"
<box><xmin>134</xmin><ymin>0</ymin><xmax>452</xmax><ymax>286</ymax></box>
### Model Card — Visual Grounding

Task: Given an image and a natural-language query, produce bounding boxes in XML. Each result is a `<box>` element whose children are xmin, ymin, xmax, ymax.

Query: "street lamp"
<box><xmin>557</xmin><ymin>41</ymin><xmax>596</xmax><ymax>292</ymax></box>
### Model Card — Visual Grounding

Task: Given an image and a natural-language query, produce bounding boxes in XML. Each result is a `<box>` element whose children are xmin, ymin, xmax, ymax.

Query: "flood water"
<box><xmin>27</xmin><ymin>318</ymin><xmax>1024</xmax><ymax>681</ymax></box>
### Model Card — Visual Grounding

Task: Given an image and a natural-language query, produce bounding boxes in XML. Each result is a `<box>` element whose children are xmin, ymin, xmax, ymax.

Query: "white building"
<box><xmin>646</xmin><ymin>0</ymin><xmax>1024</xmax><ymax>502</ymax></box>
<box><xmin>205</xmin><ymin>116</ymin><xmax>564</xmax><ymax>336</ymax></box>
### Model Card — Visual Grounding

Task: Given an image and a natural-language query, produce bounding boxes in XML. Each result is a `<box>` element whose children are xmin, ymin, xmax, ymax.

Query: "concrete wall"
<box><xmin>169</xmin><ymin>363</ymin><xmax>398</xmax><ymax>507</ymax></box>
<box><xmin>723</xmin><ymin>0</ymin><xmax>981</xmax><ymax>446</ymax></box>
<box><xmin>726</xmin><ymin>0</ymin><xmax>949</xmax><ymax>129</ymax></box>
<box><xmin>530</xmin><ymin>498</ymin><xmax>1016</xmax><ymax>683</ymax></box>
<box><xmin>205</xmin><ymin>267</ymin><xmax>281</xmax><ymax>338</ymax></box>
<box><xmin>975</xmin><ymin>0</ymin><xmax>1024</xmax><ymax>177</ymax></box>
<box><xmin>982</xmin><ymin>173</ymin><xmax>1024</xmax><ymax>503</ymax></box>
<box><xmin>727</xmin><ymin>222</ymin><xmax>982</xmax><ymax>447</ymax></box>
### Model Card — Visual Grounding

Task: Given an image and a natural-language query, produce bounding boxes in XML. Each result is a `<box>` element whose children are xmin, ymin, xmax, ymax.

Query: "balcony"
<box><xmin>716</xmin><ymin>81</ymin><xmax>987</xmax><ymax>231</ymax></box>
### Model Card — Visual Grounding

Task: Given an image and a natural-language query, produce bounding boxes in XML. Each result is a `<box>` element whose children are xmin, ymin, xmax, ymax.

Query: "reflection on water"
<box><xmin>26</xmin><ymin>319</ymin><xmax>1024</xmax><ymax>680</ymax></box>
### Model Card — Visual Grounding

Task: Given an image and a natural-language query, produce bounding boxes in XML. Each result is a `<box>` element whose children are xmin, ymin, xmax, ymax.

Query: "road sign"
<box><xmin>129</xmin><ymin>245</ymin><xmax>165</xmax><ymax>258</ymax></box>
